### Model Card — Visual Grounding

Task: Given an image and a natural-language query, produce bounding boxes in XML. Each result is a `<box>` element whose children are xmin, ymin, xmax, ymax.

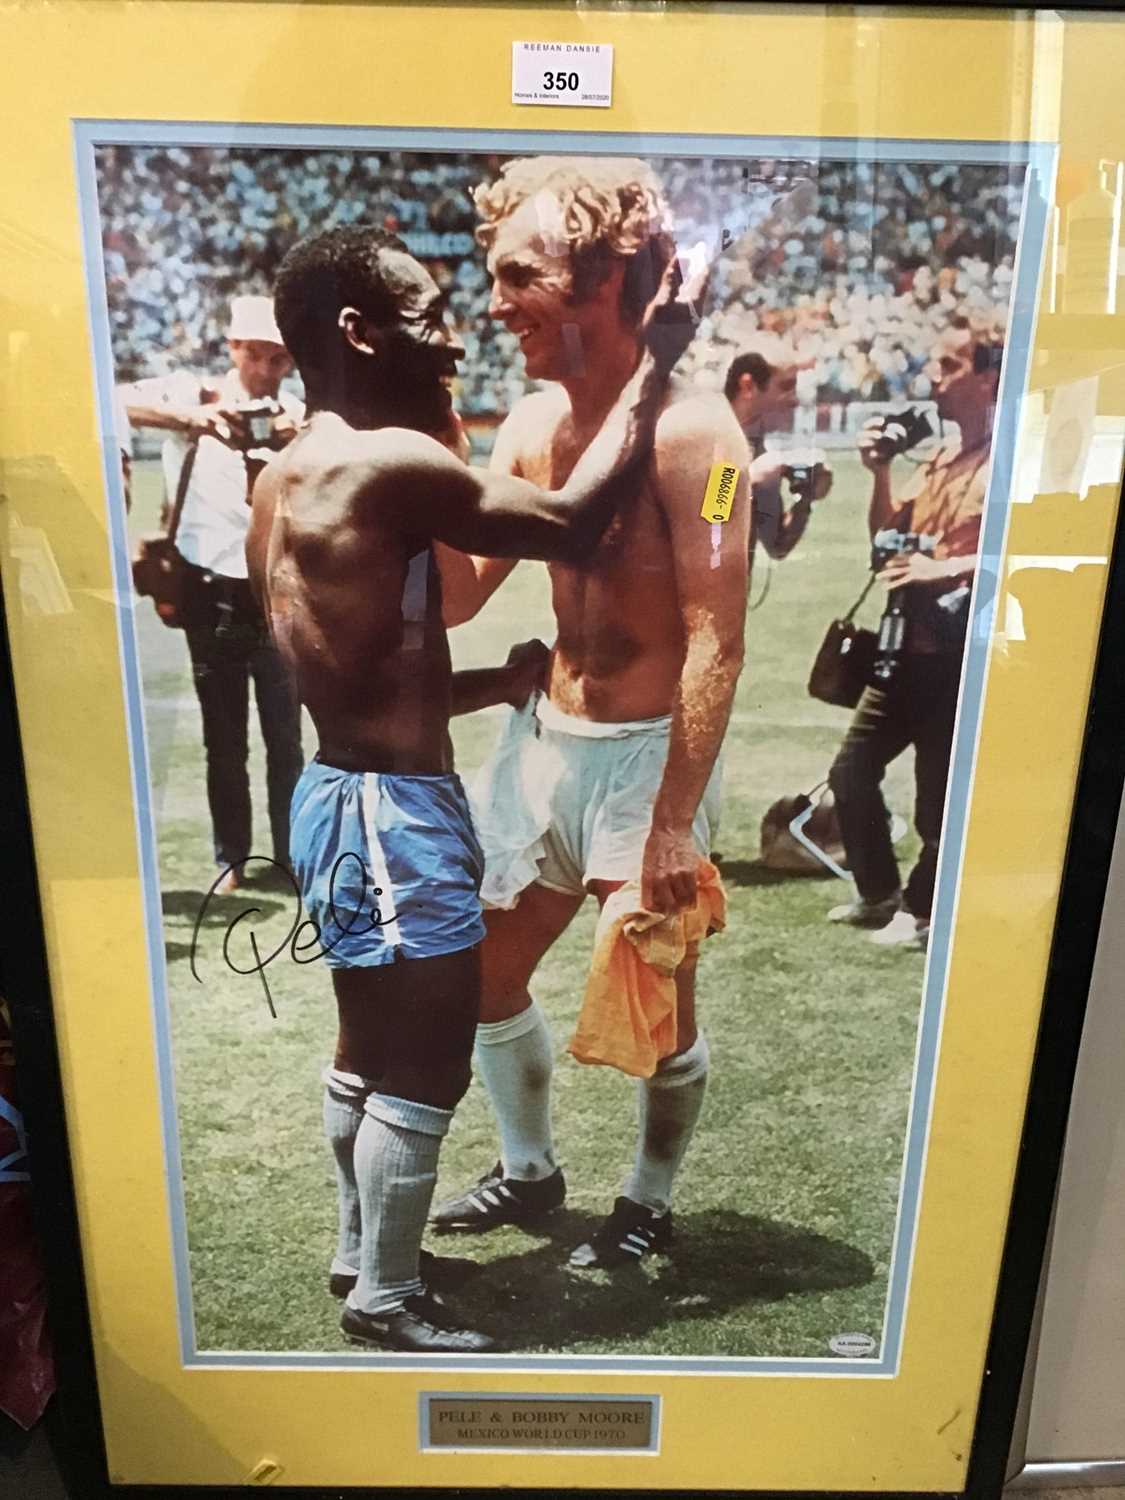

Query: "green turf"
<box><xmin>129</xmin><ymin>453</ymin><xmax>923</xmax><ymax>1358</ymax></box>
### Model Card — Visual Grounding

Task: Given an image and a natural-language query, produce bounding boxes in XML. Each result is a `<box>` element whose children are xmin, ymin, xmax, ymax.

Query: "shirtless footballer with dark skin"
<box><xmin>245</xmin><ymin>224</ymin><xmax>699</xmax><ymax>1353</ymax></box>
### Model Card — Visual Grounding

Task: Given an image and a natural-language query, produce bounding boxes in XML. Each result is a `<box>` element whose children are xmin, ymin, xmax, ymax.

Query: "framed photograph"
<box><xmin>3</xmin><ymin>2</ymin><xmax>1125</xmax><ymax>1495</ymax></box>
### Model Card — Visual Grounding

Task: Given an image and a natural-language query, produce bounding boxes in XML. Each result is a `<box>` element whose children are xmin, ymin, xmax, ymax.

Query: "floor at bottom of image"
<box><xmin>134</xmin><ymin>456</ymin><xmax>931</xmax><ymax>1358</ymax></box>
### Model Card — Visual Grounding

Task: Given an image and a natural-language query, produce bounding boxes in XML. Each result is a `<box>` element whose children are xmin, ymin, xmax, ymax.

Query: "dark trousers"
<box><xmin>828</xmin><ymin>654</ymin><xmax>962</xmax><ymax>920</ymax></box>
<box><xmin>184</xmin><ymin>577</ymin><xmax>303</xmax><ymax>869</ymax></box>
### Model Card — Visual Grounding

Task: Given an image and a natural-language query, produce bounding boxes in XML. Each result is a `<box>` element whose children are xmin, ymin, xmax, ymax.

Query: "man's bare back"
<box><xmin>250</xmin><ymin>415</ymin><xmax>456</xmax><ymax>774</ymax></box>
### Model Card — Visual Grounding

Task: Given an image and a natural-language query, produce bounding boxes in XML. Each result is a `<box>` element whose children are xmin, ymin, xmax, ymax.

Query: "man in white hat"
<box><xmin>124</xmin><ymin>295</ymin><xmax>305</xmax><ymax>891</ymax></box>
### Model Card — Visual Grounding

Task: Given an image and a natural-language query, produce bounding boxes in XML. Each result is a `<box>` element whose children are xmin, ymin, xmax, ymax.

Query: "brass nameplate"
<box><xmin>423</xmin><ymin>1395</ymin><xmax>658</xmax><ymax>1452</ymax></box>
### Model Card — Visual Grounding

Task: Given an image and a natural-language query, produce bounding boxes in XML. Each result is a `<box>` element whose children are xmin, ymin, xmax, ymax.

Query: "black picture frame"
<box><xmin>5</xmin><ymin>2</ymin><xmax>1125</xmax><ymax>1493</ymax></box>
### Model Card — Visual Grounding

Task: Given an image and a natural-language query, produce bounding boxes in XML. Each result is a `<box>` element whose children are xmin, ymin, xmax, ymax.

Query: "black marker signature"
<box><xmin>189</xmin><ymin>853</ymin><xmax>396</xmax><ymax>1017</ymax></box>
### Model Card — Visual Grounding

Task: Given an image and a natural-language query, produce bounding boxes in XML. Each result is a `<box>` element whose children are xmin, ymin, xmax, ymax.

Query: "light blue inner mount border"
<box><xmin>73</xmin><ymin>119</ymin><xmax>1055</xmax><ymax>1377</ymax></box>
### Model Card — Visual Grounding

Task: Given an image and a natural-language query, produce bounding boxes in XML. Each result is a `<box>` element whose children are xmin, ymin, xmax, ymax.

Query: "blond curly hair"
<box><xmin>473</xmin><ymin>156</ymin><xmax>676</xmax><ymax>326</ymax></box>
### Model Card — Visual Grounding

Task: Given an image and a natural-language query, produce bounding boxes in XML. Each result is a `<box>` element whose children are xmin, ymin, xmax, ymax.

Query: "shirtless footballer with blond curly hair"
<box><xmin>434</xmin><ymin>157</ymin><xmax>752</xmax><ymax>1268</ymax></box>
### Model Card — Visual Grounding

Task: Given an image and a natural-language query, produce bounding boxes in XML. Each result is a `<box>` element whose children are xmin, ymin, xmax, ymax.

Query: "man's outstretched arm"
<box><xmin>388</xmin><ymin>254</ymin><xmax>705</xmax><ymax>562</ymax></box>
<box><xmin>381</xmin><ymin>350</ymin><xmax>668</xmax><ymax>562</ymax></box>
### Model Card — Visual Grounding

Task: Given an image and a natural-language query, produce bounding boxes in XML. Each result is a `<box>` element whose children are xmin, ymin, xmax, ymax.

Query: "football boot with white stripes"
<box><xmin>569</xmin><ymin>1196</ymin><xmax>672</xmax><ymax>1269</ymax></box>
<box><xmin>431</xmin><ymin>1161</ymin><xmax>566</xmax><ymax>1232</ymax></box>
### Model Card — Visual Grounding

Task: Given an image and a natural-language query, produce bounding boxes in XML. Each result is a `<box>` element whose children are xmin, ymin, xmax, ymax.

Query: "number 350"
<box><xmin>543</xmin><ymin>70</ymin><xmax>579</xmax><ymax>90</ymax></box>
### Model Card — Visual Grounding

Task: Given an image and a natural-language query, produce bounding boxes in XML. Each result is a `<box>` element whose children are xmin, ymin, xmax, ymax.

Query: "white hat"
<box><xmin>227</xmin><ymin>295</ymin><xmax>285</xmax><ymax>346</ymax></box>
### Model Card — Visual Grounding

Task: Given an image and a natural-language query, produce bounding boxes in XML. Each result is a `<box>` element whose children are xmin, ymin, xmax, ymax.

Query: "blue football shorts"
<box><xmin>289</xmin><ymin>758</ymin><xmax>485</xmax><ymax>968</ymax></box>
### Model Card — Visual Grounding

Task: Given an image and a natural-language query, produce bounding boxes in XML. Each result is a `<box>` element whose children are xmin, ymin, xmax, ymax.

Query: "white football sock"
<box><xmin>474</xmin><ymin>1000</ymin><xmax>556</xmax><ymax>1182</ymax></box>
<box><xmin>350</xmin><ymin>1093</ymin><xmax>452</xmax><ymax>1317</ymax></box>
<box><xmin>623</xmin><ymin>1033</ymin><xmax>710</xmax><ymax>1214</ymax></box>
<box><xmin>322</xmin><ymin>1066</ymin><xmax>375</xmax><ymax>1277</ymax></box>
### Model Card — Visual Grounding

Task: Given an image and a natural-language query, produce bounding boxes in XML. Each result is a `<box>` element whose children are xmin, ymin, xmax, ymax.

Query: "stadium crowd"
<box><xmin>97</xmin><ymin>145</ymin><xmax>1022</xmax><ymax>418</ymax></box>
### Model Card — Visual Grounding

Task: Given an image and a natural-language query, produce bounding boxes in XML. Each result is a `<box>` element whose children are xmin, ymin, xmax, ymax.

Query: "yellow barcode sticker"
<box><xmin>701</xmin><ymin>461</ymin><xmax>739</xmax><ymax>523</ymax></box>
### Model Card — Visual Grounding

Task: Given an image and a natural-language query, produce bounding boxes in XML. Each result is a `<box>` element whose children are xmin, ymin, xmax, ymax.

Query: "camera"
<box><xmin>781</xmin><ymin>449</ymin><xmax>830</xmax><ymax>500</ymax></box>
<box><xmin>870</xmin><ymin>531</ymin><xmax>937</xmax><ymax>684</ymax></box>
<box><xmin>865</xmin><ymin>406</ymin><xmax>933</xmax><ymax>464</ymax></box>
<box><xmin>235</xmin><ymin>398</ymin><xmax>282</xmax><ymax>451</ymax></box>
<box><xmin>782</xmin><ymin>461</ymin><xmax>826</xmax><ymax>499</ymax></box>
<box><xmin>871</xmin><ymin>527</ymin><xmax>936</xmax><ymax>574</ymax></box>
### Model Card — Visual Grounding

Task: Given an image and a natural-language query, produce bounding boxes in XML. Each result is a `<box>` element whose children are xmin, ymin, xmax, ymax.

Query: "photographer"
<box><xmin>725</xmin><ymin>350</ymin><xmax>831</xmax><ymax>561</ymax></box>
<box><xmin>826</xmin><ymin>321</ymin><xmax>1001</xmax><ymax>949</ymax></box>
<box><xmin>125</xmin><ymin>296</ymin><xmax>304</xmax><ymax>892</ymax></box>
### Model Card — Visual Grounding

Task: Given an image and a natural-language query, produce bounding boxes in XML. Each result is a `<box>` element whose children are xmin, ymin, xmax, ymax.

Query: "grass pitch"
<box><xmin>131</xmin><ymin>452</ymin><xmax>925</xmax><ymax>1359</ymax></box>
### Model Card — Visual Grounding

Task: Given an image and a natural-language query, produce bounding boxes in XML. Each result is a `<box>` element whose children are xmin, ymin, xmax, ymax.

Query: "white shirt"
<box><xmin>124</xmin><ymin>369</ymin><xmax>303</xmax><ymax>578</ymax></box>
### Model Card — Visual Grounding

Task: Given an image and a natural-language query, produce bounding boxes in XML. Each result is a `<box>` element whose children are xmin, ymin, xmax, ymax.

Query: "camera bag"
<box><xmin>131</xmin><ymin>437</ymin><xmax>201</xmax><ymax>629</ymax></box>
<box><xmin>808</xmin><ymin>574</ymin><xmax>878</xmax><ymax>708</ymax></box>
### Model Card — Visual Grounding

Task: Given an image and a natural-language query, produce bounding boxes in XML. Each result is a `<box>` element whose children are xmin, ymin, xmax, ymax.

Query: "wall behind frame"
<box><xmin>1017</xmin><ymin>780</ymin><xmax>1125</xmax><ymax>1471</ymax></box>
<box><xmin>1017</xmin><ymin>15</ymin><xmax>1125</xmax><ymax>1475</ymax></box>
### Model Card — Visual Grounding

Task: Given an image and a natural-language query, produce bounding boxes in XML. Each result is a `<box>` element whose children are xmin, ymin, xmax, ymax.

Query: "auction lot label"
<box><xmin>422</xmin><ymin>1394</ymin><xmax>658</xmax><ymax>1452</ymax></box>
<box><xmin>511</xmin><ymin>41</ymin><xmax>614</xmax><ymax>107</ymax></box>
